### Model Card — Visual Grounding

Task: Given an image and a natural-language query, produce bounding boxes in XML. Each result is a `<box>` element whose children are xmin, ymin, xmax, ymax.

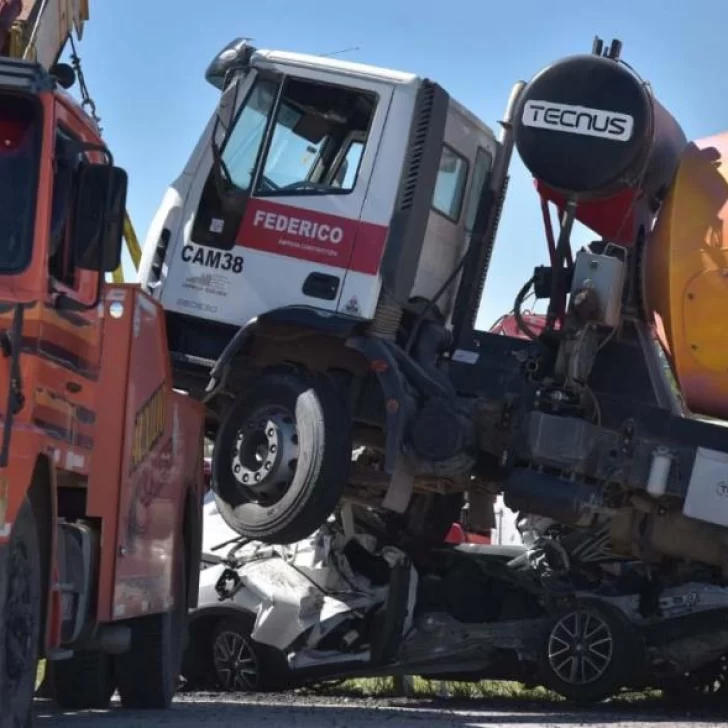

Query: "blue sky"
<box><xmin>63</xmin><ymin>0</ymin><xmax>728</xmax><ymax>329</ymax></box>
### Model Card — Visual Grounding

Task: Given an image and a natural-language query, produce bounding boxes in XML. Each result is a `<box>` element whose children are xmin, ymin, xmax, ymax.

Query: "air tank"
<box><xmin>513</xmin><ymin>46</ymin><xmax>688</xmax><ymax>245</ymax></box>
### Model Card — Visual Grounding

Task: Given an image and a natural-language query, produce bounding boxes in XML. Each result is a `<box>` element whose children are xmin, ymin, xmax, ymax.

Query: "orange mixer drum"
<box><xmin>644</xmin><ymin>132</ymin><xmax>728</xmax><ymax>418</ymax></box>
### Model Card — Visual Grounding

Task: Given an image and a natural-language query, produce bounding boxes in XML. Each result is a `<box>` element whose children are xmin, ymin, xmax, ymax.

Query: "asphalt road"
<box><xmin>35</xmin><ymin>692</ymin><xmax>728</xmax><ymax>728</ymax></box>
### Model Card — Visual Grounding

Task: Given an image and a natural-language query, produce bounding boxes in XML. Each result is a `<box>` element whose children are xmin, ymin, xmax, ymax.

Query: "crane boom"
<box><xmin>0</xmin><ymin>0</ymin><xmax>140</xmax><ymax>281</ymax></box>
<box><xmin>0</xmin><ymin>0</ymin><xmax>88</xmax><ymax>67</ymax></box>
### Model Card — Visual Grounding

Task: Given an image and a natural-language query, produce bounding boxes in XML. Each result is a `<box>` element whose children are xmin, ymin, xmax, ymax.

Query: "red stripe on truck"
<box><xmin>237</xmin><ymin>199</ymin><xmax>388</xmax><ymax>275</ymax></box>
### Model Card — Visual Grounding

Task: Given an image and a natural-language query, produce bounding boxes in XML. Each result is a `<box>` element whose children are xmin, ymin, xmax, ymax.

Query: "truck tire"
<box><xmin>212</xmin><ymin>371</ymin><xmax>352</xmax><ymax>544</ymax></box>
<box><xmin>51</xmin><ymin>651</ymin><xmax>116</xmax><ymax>710</ymax></box>
<box><xmin>0</xmin><ymin>500</ymin><xmax>42</xmax><ymax>728</ymax></box>
<box><xmin>114</xmin><ymin>538</ymin><xmax>187</xmax><ymax>709</ymax></box>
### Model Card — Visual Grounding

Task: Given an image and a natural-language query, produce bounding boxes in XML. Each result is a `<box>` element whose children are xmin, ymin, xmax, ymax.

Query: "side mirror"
<box><xmin>205</xmin><ymin>37</ymin><xmax>256</xmax><ymax>90</ymax></box>
<box><xmin>73</xmin><ymin>163</ymin><xmax>128</xmax><ymax>273</ymax></box>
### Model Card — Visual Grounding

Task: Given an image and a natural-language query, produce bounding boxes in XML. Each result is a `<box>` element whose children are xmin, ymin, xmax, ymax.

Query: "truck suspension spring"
<box><xmin>368</xmin><ymin>294</ymin><xmax>402</xmax><ymax>340</ymax></box>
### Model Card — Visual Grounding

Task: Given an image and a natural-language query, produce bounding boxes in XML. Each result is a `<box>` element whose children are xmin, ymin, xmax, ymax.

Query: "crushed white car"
<box><xmin>181</xmin><ymin>499</ymin><xmax>728</xmax><ymax>704</ymax></box>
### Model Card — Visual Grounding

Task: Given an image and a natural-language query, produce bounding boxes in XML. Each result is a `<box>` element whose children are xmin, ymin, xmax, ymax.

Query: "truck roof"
<box><xmin>253</xmin><ymin>49</ymin><xmax>497</xmax><ymax>140</ymax></box>
<box><xmin>253</xmin><ymin>49</ymin><xmax>420</xmax><ymax>87</ymax></box>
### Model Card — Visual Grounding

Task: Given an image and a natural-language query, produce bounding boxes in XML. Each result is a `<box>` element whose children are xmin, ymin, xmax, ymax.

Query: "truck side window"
<box><xmin>464</xmin><ymin>147</ymin><xmax>493</xmax><ymax>232</ymax></box>
<box><xmin>432</xmin><ymin>145</ymin><xmax>468</xmax><ymax>222</ymax></box>
<box><xmin>220</xmin><ymin>78</ymin><xmax>279</xmax><ymax>192</ymax></box>
<box><xmin>330</xmin><ymin>139</ymin><xmax>365</xmax><ymax>190</ymax></box>
<box><xmin>254</xmin><ymin>79</ymin><xmax>376</xmax><ymax>196</ymax></box>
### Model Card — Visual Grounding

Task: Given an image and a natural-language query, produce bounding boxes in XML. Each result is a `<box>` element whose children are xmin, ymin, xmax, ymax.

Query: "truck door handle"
<box><xmin>302</xmin><ymin>273</ymin><xmax>340</xmax><ymax>301</ymax></box>
<box><xmin>66</xmin><ymin>382</ymin><xmax>82</xmax><ymax>394</ymax></box>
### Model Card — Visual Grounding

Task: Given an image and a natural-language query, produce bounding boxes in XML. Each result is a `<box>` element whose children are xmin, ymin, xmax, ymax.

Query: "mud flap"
<box><xmin>370</xmin><ymin>559</ymin><xmax>414</xmax><ymax>665</ymax></box>
<box><xmin>346</xmin><ymin>336</ymin><xmax>415</xmax><ymax>475</ymax></box>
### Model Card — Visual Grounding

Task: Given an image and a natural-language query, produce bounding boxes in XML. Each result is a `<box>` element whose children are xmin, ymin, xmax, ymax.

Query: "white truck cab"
<box><xmin>139</xmin><ymin>39</ymin><xmax>510</xmax><ymax>546</ymax></box>
<box><xmin>140</xmin><ymin>41</ymin><xmax>499</xmax><ymax>356</ymax></box>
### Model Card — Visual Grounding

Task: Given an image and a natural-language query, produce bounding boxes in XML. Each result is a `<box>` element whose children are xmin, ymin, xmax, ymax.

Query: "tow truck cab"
<box><xmin>0</xmin><ymin>56</ymin><xmax>205</xmax><ymax>719</ymax></box>
<box><xmin>139</xmin><ymin>40</ymin><xmax>501</xmax><ymax>399</ymax></box>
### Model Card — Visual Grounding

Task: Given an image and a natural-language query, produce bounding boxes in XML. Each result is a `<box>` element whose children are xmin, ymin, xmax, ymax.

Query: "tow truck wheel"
<box><xmin>115</xmin><ymin>537</ymin><xmax>187</xmax><ymax>709</ymax></box>
<box><xmin>539</xmin><ymin>600</ymin><xmax>637</xmax><ymax>704</ymax></box>
<box><xmin>50</xmin><ymin>652</ymin><xmax>116</xmax><ymax>710</ymax></box>
<box><xmin>0</xmin><ymin>500</ymin><xmax>42</xmax><ymax>728</ymax></box>
<box><xmin>212</xmin><ymin>371</ymin><xmax>351</xmax><ymax>544</ymax></box>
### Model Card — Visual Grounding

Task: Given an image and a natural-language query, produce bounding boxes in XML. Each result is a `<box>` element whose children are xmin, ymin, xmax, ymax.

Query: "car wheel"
<box><xmin>211</xmin><ymin>615</ymin><xmax>288</xmax><ymax>692</ymax></box>
<box><xmin>539</xmin><ymin>600</ymin><xmax>639</xmax><ymax>704</ymax></box>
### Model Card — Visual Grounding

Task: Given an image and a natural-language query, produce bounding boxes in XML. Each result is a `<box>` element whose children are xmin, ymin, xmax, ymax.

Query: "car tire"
<box><xmin>212</xmin><ymin>371</ymin><xmax>352</xmax><ymax>544</ymax></box>
<box><xmin>211</xmin><ymin>614</ymin><xmax>289</xmax><ymax>692</ymax></box>
<box><xmin>538</xmin><ymin>599</ymin><xmax>639</xmax><ymax>704</ymax></box>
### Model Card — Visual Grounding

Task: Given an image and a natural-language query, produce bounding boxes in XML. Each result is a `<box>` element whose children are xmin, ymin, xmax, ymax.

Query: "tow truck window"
<box><xmin>432</xmin><ymin>145</ymin><xmax>468</xmax><ymax>222</ymax></box>
<box><xmin>0</xmin><ymin>95</ymin><xmax>41</xmax><ymax>274</ymax></box>
<box><xmin>254</xmin><ymin>78</ymin><xmax>376</xmax><ymax>196</ymax></box>
<box><xmin>49</xmin><ymin>128</ymin><xmax>83</xmax><ymax>288</ymax></box>
<box><xmin>464</xmin><ymin>147</ymin><xmax>493</xmax><ymax>232</ymax></box>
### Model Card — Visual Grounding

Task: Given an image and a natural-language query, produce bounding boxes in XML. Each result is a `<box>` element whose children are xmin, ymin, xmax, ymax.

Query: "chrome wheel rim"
<box><xmin>213</xmin><ymin>630</ymin><xmax>260</xmax><ymax>692</ymax></box>
<box><xmin>548</xmin><ymin>609</ymin><xmax>614</xmax><ymax>686</ymax></box>
<box><xmin>230</xmin><ymin>405</ymin><xmax>299</xmax><ymax>505</ymax></box>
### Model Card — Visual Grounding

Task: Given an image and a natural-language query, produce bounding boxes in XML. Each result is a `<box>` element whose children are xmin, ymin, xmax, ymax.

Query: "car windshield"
<box><xmin>0</xmin><ymin>94</ymin><xmax>40</xmax><ymax>274</ymax></box>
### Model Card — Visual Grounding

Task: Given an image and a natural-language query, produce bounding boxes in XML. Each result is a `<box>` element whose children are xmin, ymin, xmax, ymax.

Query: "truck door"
<box><xmin>411</xmin><ymin>104</ymin><xmax>497</xmax><ymax>326</ymax></box>
<box><xmin>160</xmin><ymin>66</ymin><xmax>394</xmax><ymax>328</ymax></box>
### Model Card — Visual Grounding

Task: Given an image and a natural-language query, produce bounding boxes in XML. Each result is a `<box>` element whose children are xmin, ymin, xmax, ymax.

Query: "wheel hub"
<box><xmin>213</xmin><ymin>630</ymin><xmax>259</xmax><ymax>692</ymax></box>
<box><xmin>231</xmin><ymin>406</ymin><xmax>299</xmax><ymax>505</ymax></box>
<box><xmin>548</xmin><ymin>609</ymin><xmax>614</xmax><ymax>686</ymax></box>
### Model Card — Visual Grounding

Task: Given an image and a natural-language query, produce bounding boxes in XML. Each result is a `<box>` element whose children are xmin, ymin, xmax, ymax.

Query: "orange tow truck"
<box><xmin>0</xmin><ymin>2</ymin><xmax>205</xmax><ymax>724</ymax></box>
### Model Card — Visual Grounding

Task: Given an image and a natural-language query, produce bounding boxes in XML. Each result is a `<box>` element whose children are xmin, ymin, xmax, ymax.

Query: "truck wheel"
<box><xmin>51</xmin><ymin>652</ymin><xmax>116</xmax><ymax>710</ymax></box>
<box><xmin>115</xmin><ymin>539</ymin><xmax>187</xmax><ymax>709</ymax></box>
<box><xmin>212</xmin><ymin>372</ymin><xmax>351</xmax><ymax>544</ymax></box>
<box><xmin>211</xmin><ymin>615</ymin><xmax>289</xmax><ymax>692</ymax></box>
<box><xmin>538</xmin><ymin>600</ymin><xmax>638</xmax><ymax>704</ymax></box>
<box><xmin>0</xmin><ymin>500</ymin><xmax>42</xmax><ymax>728</ymax></box>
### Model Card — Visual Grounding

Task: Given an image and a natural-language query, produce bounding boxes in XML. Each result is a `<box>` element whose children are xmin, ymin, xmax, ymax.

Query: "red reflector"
<box><xmin>444</xmin><ymin>522</ymin><xmax>465</xmax><ymax>545</ymax></box>
<box><xmin>0</xmin><ymin>117</ymin><xmax>30</xmax><ymax>151</ymax></box>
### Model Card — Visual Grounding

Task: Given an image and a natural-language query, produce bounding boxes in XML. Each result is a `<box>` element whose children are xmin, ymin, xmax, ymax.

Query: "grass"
<box><xmin>307</xmin><ymin>677</ymin><xmax>556</xmax><ymax>701</ymax></box>
<box><xmin>305</xmin><ymin>676</ymin><xmax>662</xmax><ymax>705</ymax></box>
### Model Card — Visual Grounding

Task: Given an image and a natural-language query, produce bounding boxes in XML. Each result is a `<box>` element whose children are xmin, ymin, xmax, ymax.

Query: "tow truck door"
<box><xmin>159</xmin><ymin>64</ymin><xmax>394</xmax><ymax>327</ymax></box>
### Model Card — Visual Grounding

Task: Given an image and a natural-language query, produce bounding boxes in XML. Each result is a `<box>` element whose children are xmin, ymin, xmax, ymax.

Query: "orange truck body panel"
<box><xmin>645</xmin><ymin>132</ymin><xmax>728</xmax><ymax>420</ymax></box>
<box><xmin>0</xmin><ymin>85</ymin><xmax>204</xmax><ymax>651</ymax></box>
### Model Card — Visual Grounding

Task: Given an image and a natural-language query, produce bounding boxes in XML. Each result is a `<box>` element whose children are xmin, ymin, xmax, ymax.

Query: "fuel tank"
<box><xmin>513</xmin><ymin>51</ymin><xmax>687</xmax><ymax>245</ymax></box>
<box><xmin>644</xmin><ymin>132</ymin><xmax>728</xmax><ymax>419</ymax></box>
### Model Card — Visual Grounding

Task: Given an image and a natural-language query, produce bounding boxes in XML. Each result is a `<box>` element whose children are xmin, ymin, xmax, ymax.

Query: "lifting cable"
<box><xmin>68</xmin><ymin>33</ymin><xmax>102</xmax><ymax>131</ymax></box>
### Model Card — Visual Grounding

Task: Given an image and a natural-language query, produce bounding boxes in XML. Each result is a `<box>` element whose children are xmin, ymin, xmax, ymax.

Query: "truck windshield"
<box><xmin>0</xmin><ymin>95</ymin><xmax>40</xmax><ymax>274</ymax></box>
